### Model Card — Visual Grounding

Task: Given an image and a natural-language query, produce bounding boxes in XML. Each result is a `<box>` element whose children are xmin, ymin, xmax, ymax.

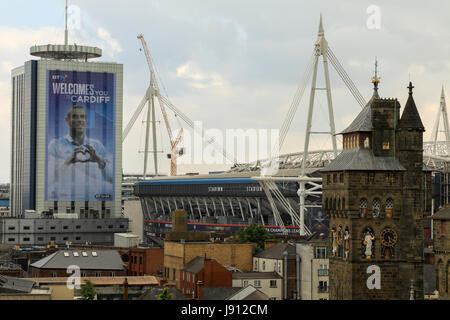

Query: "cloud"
<box><xmin>96</xmin><ymin>27</ymin><xmax>123</xmax><ymax>57</ymax></box>
<box><xmin>175</xmin><ymin>62</ymin><xmax>225</xmax><ymax>89</ymax></box>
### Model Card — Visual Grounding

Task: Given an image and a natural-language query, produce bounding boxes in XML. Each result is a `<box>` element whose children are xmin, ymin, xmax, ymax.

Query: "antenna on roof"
<box><xmin>65</xmin><ymin>0</ymin><xmax>69</xmax><ymax>45</ymax></box>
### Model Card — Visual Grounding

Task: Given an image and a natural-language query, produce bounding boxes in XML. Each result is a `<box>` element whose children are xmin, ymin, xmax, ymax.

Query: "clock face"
<box><xmin>380</xmin><ymin>228</ymin><xmax>398</xmax><ymax>247</ymax></box>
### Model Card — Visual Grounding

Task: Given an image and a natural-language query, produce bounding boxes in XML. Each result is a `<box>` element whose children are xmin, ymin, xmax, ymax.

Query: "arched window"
<box><xmin>386</xmin><ymin>198</ymin><xmax>394</xmax><ymax>218</ymax></box>
<box><xmin>372</xmin><ymin>198</ymin><xmax>380</xmax><ymax>218</ymax></box>
<box><xmin>359</xmin><ymin>198</ymin><xmax>368</xmax><ymax>218</ymax></box>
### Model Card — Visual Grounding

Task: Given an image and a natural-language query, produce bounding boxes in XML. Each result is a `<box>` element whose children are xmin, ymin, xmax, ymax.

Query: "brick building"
<box><xmin>70</xmin><ymin>244</ymin><xmax>164</xmax><ymax>276</ymax></box>
<box><xmin>179</xmin><ymin>257</ymin><xmax>232</xmax><ymax>299</ymax></box>
<box><xmin>164</xmin><ymin>241</ymin><xmax>253</xmax><ymax>289</ymax></box>
<box><xmin>427</xmin><ymin>205</ymin><xmax>450</xmax><ymax>299</ymax></box>
<box><xmin>0</xmin><ymin>261</ymin><xmax>25</xmax><ymax>278</ymax></box>
<box><xmin>322</xmin><ymin>81</ymin><xmax>431</xmax><ymax>299</ymax></box>
<box><xmin>29</xmin><ymin>249</ymin><xmax>126</xmax><ymax>278</ymax></box>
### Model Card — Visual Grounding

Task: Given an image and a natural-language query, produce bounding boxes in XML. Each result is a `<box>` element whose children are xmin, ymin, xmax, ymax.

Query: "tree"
<box><xmin>80</xmin><ymin>280</ymin><xmax>97</xmax><ymax>300</ymax></box>
<box><xmin>157</xmin><ymin>287</ymin><xmax>173</xmax><ymax>300</ymax></box>
<box><xmin>236</xmin><ymin>223</ymin><xmax>274</xmax><ymax>253</ymax></box>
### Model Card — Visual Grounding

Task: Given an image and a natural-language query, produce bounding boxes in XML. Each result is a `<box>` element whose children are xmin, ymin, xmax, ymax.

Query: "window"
<box><xmin>64</xmin><ymin>252</ymin><xmax>70</xmax><ymax>257</ymax></box>
<box><xmin>139</xmin><ymin>256</ymin><xmax>143</xmax><ymax>264</ymax></box>
<box><xmin>372</xmin><ymin>198</ymin><xmax>380</xmax><ymax>218</ymax></box>
<box><xmin>382</xmin><ymin>142</ymin><xmax>390</xmax><ymax>150</ymax></box>
<box><xmin>254</xmin><ymin>260</ymin><xmax>258</xmax><ymax>271</ymax></box>
<box><xmin>81</xmin><ymin>272</ymin><xmax>86</xmax><ymax>277</ymax></box>
<box><xmin>339</xmin><ymin>173</ymin><xmax>344</xmax><ymax>183</ymax></box>
<box><xmin>318</xmin><ymin>264</ymin><xmax>329</xmax><ymax>276</ymax></box>
<box><xmin>92</xmin><ymin>252</ymin><xmax>98</xmax><ymax>257</ymax></box>
<box><xmin>120</xmin><ymin>225</ymin><xmax>125</xmax><ymax>229</ymax></box>
<box><xmin>50</xmin><ymin>226</ymin><xmax>55</xmax><ymax>230</ymax></box>
<box><xmin>333</xmin><ymin>174</ymin><xmax>337</xmax><ymax>183</ymax></box>
<box><xmin>359</xmin><ymin>198</ymin><xmax>368</xmax><ymax>217</ymax></box>
<box><xmin>278</xmin><ymin>262</ymin><xmax>281</xmax><ymax>273</ymax></box>
<box><xmin>262</xmin><ymin>261</ymin><xmax>266</xmax><ymax>271</ymax></box>
<box><xmin>76</xmin><ymin>225</ymin><xmax>81</xmax><ymax>229</ymax></box>
<box><xmin>315</xmin><ymin>247</ymin><xmax>328</xmax><ymax>259</ymax></box>
<box><xmin>318</xmin><ymin>281</ymin><xmax>328</xmax><ymax>293</ymax></box>
<box><xmin>108</xmin><ymin>225</ymin><xmax>113</xmax><ymax>229</ymax></box>
<box><xmin>63</xmin><ymin>226</ymin><xmax>68</xmax><ymax>230</ymax></box>
<box><xmin>97</xmin><ymin>225</ymin><xmax>102</xmax><ymax>229</ymax></box>
<box><xmin>134</xmin><ymin>256</ymin><xmax>137</xmax><ymax>264</ymax></box>
<box><xmin>82</xmin><ymin>252</ymin><xmax>88</xmax><ymax>257</ymax></box>
<box><xmin>270</xmin><ymin>280</ymin><xmax>277</xmax><ymax>288</ymax></box>
<box><xmin>441</xmin><ymin>221</ymin><xmax>446</xmax><ymax>236</ymax></box>
<box><xmin>38</xmin><ymin>227</ymin><xmax>43</xmax><ymax>230</ymax></box>
<box><xmin>37</xmin><ymin>237</ymin><xmax>44</xmax><ymax>241</ymax></box>
<box><xmin>23</xmin><ymin>226</ymin><xmax>30</xmax><ymax>230</ymax></box>
<box><xmin>8</xmin><ymin>238</ymin><xmax>15</xmax><ymax>242</ymax></box>
<box><xmin>254</xmin><ymin>280</ymin><xmax>261</xmax><ymax>288</ymax></box>
<box><xmin>327</xmin><ymin>174</ymin><xmax>331</xmax><ymax>184</ymax></box>
<box><xmin>50</xmin><ymin>237</ymin><xmax>56</xmax><ymax>241</ymax></box>
<box><xmin>386</xmin><ymin>198</ymin><xmax>394</xmax><ymax>217</ymax></box>
<box><xmin>51</xmin><ymin>272</ymin><xmax>57</xmax><ymax>278</ymax></box>
<box><xmin>8</xmin><ymin>226</ymin><xmax>15</xmax><ymax>230</ymax></box>
<box><xmin>95</xmin><ymin>272</ymin><xmax>101</xmax><ymax>277</ymax></box>
<box><xmin>63</xmin><ymin>237</ymin><xmax>69</xmax><ymax>241</ymax></box>
<box><xmin>243</xmin><ymin>280</ymin><xmax>248</xmax><ymax>287</ymax></box>
<box><xmin>76</xmin><ymin>237</ymin><xmax>81</xmax><ymax>241</ymax></box>
<box><xmin>73</xmin><ymin>252</ymin><xmax>79</xmax><ymax>257</ymax></box>
<box><xmin>23</xmin><ymin>238</ymin><xmax>30</xmax><ymax>242</ymax></box>
<box><xmin>173</xmin><ymin>269</ymin><xmax>176</xmax><ymax>280</ymax></box>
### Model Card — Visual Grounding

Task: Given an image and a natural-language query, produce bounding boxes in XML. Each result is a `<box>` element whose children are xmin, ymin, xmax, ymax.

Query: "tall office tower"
<box><xmin>11</xmin><ymin>40</ymin><xmax>123</xmax><ymax>220</ymax></box>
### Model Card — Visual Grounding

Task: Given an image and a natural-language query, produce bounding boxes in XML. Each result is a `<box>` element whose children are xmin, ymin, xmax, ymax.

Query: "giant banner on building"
<box><xmin>46</xmin><ymin>70</ymin><xmax>116</xmax><ymax>201</ymax></box>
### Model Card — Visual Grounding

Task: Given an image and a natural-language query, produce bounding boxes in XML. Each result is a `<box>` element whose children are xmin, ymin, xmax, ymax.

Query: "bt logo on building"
<box><xmin>52</xmin><ymin>74</ymin><xmax>69</xmax><ymax>81</ymax></box>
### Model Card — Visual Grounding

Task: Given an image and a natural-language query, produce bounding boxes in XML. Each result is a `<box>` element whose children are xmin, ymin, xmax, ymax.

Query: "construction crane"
<box><xmin>137</xmin><ymin>34</ymin><xmax>184</xmax><ymax>176</ymax></box>
<box><xmin>123</xmin><ymin>34</ymin><xmax>239</xmax><ymax>177</ymax></box>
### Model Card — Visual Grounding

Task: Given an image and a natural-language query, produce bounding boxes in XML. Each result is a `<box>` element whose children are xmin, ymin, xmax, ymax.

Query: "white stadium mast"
<box><xmin>254</xmin><ymin>15</ymin><xmax>366</xmax><ymax>236</ymax></box>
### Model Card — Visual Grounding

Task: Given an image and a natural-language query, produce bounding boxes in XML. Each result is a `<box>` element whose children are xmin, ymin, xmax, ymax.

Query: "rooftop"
<box><xmin>255</xmin><ymin>243</ymin><xmax>297</xmax><ymax>259</ymax></box>
<box><xmin>232</xmin><ymin>272</ymin><xmax>281</xmax><ymax>280</ymax></box>
<box><xmin>30</xmin><ymin>250</ymin><xmax>125</xmax><ymax>271</ymax></box>
<box><xmin>322</xmin><ymin>147</ymin><xmax>406</xmax><ymax>172</ymax></box>
<box><xmin>27</xmin><ymin>276</ymin><xmax>159</xmax><ymax>287</ymax></box>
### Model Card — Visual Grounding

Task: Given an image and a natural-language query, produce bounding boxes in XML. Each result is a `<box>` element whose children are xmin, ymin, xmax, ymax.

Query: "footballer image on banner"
<box><xmin>46</xmin><ymin>70</ymin><xmax>116</xmax><ymax>201</ymax></box>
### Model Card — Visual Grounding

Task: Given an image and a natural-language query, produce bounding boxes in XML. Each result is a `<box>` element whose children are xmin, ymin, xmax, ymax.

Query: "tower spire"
<box><xmin>318</xmin><ymin>13</ymin><xmax>324</xmax><ymax>36</ymax></box>
<box><xmin>408</xmin><ymin>81</ymin><xmax>414</xmax><ymax>95</ymax></box>
<box><xmin>371</xmin><ymin>59</ymin><xmax>380</xmax><ymax>98</ymax></box>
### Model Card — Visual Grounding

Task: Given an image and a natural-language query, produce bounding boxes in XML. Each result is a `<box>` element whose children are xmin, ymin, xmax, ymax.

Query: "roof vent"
<box><xmin>63</xmin><ymin>252</ymin><xmax>69</xmax><ymax>257</ymax></box>
<box><xmin>73</xmin><ymin>252</ymin><xmax>79</xmax><ymax>257</ymax></box>
<box><xmin>82</xmin><ymin>252</ymin><xmax>88</xmax><ymax>257</ymax></box>
<box><xmin>92</xmin><ymin>252</ymin><xmax>98</xmax><ymax>257</ymax></box>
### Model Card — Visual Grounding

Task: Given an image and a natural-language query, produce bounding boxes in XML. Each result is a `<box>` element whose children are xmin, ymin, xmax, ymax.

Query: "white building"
<box><xmin>232</xmin><ymin>272</ymin><xmax>282</xmax><ymax>300</ymax></box>
<box><xmin>296</xmin><ymin>233</ymin><xmax>330</xmax><ymax>300</ymax></box>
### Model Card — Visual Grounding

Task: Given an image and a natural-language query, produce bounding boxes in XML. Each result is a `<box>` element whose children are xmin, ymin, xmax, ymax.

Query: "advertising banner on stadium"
<box><xmin>46</xmin><ymin>70</ymin><xmax>116</xmax><ymax>201</ymax></box>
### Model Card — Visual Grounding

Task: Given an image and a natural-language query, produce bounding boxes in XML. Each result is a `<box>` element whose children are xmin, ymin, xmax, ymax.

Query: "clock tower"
<box><xmin>322</xmin><ymin>77</ymin><xmax>431</xmax><ymax>300</ymax></box>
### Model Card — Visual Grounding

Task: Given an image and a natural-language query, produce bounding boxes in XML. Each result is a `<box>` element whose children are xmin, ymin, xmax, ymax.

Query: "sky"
<box><xmin>0</xmin><ymin>0</ymin><xmax>450</xmax><ymax>182</ymax></box>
